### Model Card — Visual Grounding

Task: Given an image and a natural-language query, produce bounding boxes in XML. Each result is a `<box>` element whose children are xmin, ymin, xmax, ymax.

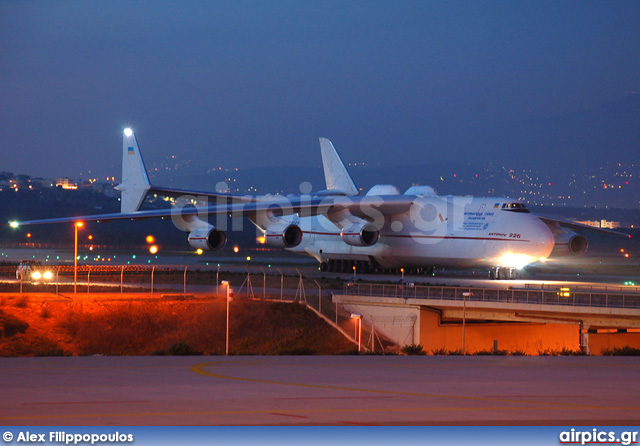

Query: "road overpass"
<box><xmin>335</xmin><ymin>283</ymin><xmax>640</xmax><ymax>355</ymax></box>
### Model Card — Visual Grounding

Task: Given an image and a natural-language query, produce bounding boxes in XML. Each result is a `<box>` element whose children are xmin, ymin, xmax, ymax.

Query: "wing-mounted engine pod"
<box><xmin>265</xmin><ymin>224</ymin><xmax>303</xmax><ymax>248</ymax></box>
<box><xmin>341</xmin><ymin>222</ymin><xmax>380</xmax><ymax>247</ymax></box>
<box><xmin>188</xmin><ymin>226</ymin><xmax>227</xmax><ymax>251</ymax></box>
<box><xmin>553</xmin><ymin>231</ymin><xmax>588</xmax><ymax>256</ymax></box>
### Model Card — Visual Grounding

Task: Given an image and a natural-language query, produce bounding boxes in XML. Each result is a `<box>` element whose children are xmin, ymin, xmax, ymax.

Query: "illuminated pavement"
<box><xmin>1</xmin><ymin>356</ymin><xmax>639</xmax><ymax>426</ymax></box>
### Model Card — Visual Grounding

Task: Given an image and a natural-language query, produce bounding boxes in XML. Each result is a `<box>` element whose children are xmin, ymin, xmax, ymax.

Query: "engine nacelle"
<box><xmin>553</xmin><ymin>231</ymin><xmax>588</xmax><ymax>256</ymax></box>
<box><xmin>341</xmin><ymin>222</ymin><xmax>380</xmax><ymax>247</ymax></box>
<box><xmin>265</xmin><ymin>224</ymin><xmax>303</xmax><ymax>248</ymax></box>
<box><xmin>187</xmin><ymin>226</ymin><xmax>227</xmax><ymax>251</ymax></box>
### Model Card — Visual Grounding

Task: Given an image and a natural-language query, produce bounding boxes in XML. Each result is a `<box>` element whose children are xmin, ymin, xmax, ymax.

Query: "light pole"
<box><xmin>222</xmin><ymin>280</ymin><xmax>230</xmax><ymax>356</ymax></box>
<box><xmin>462</xmin><ymin>292</ymin><xmax>471</xmax><ymax>355</ymax></box>
<box><xmin>261</xmin><ymin>267</ymin><xmax>266</xmax><ymax>299</ymax></box>
<box><xmin>277</xmin><ymin>268</ymin><xmax>283</xmax><ymax>300</ymax></box>
<box><xmin>74</xmin><ymin>222</ymin><xmax>83</xmax><ymax>298</ymax></box>
<box><xmin>151</xmin><ymin>265</ymin><xmax>155</xmax><ymax>297</ymax></box>
<box><xmin>314</xmin><ymin>280</ymin><xmax>322</xmax><ymax>313</ymax></box>
<box><xmin>183</xmin><ymin>266</ymin><xmax>187</xmax><ymax>296</ymax></box>
<box><xmin>351</xmin><ymin>313</ymin><xmax>362</xmax><ymax>352</ymax></box>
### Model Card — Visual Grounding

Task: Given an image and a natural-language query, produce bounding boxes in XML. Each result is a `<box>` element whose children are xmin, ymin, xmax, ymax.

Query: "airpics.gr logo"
<box><xmin>559</xmin><ymin>428</ymin><xmax>638</xmax><ymax>445</ymax></box>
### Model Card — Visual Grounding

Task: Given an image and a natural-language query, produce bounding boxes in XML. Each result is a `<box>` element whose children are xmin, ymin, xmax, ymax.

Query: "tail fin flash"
<box><xmin>115</xmin><ymin>128</ymin><xmax>151</xmax><ymax>213</ymax></box>
<box><xmin>319</xmin><ymin>138</ymin><xmax>359</xmax><ymax>196</ymax></box>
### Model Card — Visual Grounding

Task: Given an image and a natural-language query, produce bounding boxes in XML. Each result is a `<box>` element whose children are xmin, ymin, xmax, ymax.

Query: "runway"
<box><xmin>1</xmin><ymin>356</ymin><xmax>639</xmax><ymax>426</ymax></box>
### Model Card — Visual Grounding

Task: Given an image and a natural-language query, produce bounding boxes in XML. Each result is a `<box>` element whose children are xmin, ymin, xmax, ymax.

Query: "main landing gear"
<box><xmin>320</xmin><ymin>259</ymin><xmax>434</xmax><ymax>276</ymax></box>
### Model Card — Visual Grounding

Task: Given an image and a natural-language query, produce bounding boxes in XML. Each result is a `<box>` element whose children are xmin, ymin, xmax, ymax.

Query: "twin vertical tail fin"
<box><xmin>319</xmin><ymin>138</ymin><xmax>359</xmax><ymax>196</ymax></box>
<box><xmin>115</xmin><ymin>128</ymin><xmax>151</xmax><ymax>213</ymax></box>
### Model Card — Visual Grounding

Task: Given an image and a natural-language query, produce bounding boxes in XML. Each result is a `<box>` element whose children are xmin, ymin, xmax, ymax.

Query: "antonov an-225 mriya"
<box><xmin>9</xmin><ymin>128</ymin><xmax>617</xmax><ymax>279</ymax></box>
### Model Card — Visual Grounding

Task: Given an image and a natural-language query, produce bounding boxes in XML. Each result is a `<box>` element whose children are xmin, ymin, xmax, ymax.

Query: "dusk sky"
<box><xmin>2</xmin><ymin>1</ymin><xmax>639</xmax><ymax>179</ymax></box>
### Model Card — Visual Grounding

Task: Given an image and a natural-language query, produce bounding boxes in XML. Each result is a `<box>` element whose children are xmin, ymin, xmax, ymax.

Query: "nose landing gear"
<box><xmin>490</xmin><ymin>267</ymin><xmax>517</xmax><ymax>280</ymax></box>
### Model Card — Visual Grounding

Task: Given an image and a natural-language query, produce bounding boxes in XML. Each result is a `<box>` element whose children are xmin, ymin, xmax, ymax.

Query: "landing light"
<box><xmin>31</xmin><ymin>271</ymin><xmax>42</xmax><ymax>280</ymax></box>
<box><xmin>124</xmin><ymin>128</ymin><xmax>133</xmax><ymax>137</ymax></box>
<box><xmin>9</xmin><ymin>221</ymin><xmax>19</xmax><ymax>228</ymax></box>
<box><xmin>43</xmin><ymin>271</ymin><xmax>53</xmax><ymax>280</ymax></box>
<box><xmin>498</xmin><ymin>252</ymin><xmax>534</xmax><ymax>269</ymax></box>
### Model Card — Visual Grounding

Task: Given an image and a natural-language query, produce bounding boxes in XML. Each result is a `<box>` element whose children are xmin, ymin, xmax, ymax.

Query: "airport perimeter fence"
<box><xmin>343</xmin><ymin>282</ymin><xmax>640</xmax><ymax>310</ymax></box>
<box><xmin>0</xmin><ymin>263</ymin><xmax>390</xmax><ymax>351</ymax></box>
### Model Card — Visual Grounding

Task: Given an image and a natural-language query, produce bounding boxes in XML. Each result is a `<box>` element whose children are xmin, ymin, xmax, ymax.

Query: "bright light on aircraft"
<box><xmin>257</xmin><ymin>236</ymin><xmax>266</xmax><ymax>244</ymax></box>
<box><xmin>196</xmin><ymin>249</ymin><xmax>203</xmax><ymax>255</ymax></box>
<box><xmin>124</xmin><ymin>128</ymin><xmax>133</xmax><ymax>137</ymax></box>
<box><xmin>43</xmin><ymin>271</ymin><xmax>53</xmax><ymax>280</ymax></box>
<box><xmin>498</xmin><ymin>252</ymin><xmax>534</xmax><ymax>269</ymax></box>
<box><xmin>9</xmin><ymin>221</ymin><xmax>19</xmax><ymax>228</ymax></box>
<box><xmin>31</xmin><ymin>271</ymin><xmax>42</xmax><ymax>280</ymax></box>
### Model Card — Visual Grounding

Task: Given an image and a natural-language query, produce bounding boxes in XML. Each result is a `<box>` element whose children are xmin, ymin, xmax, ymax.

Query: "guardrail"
<box><xmin>343</xmin><ymin>283</ymin><xmax>640</xmax><ymax>310</ymax></box>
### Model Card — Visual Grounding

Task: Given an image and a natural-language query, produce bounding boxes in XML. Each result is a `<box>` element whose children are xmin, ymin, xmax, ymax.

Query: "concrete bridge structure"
<box><xmin>334</xmin><ymin>283</ymin><xmax>640</xmax><ymax>355</ymax></box>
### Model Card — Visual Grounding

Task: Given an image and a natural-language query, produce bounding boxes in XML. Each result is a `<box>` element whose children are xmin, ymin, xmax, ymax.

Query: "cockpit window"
<box><xmin>501</xmin><ymin>202</ymin><xmax>529</xmax><ymax>213</ymax></box>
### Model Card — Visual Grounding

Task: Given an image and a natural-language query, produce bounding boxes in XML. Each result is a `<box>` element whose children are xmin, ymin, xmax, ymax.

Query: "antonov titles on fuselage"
<box><xmin>9</xmin><ymin>129</ymin><xmax>608</xmax><ymax>279</ymax></box>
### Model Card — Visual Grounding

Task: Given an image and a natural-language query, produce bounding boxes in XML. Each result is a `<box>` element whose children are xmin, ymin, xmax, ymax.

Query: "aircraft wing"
<box><xmin>147</xmin><ymin>185</ymin><xmax>256</xmax><ymax>203</ymax></box>
<box><xmin>537</xmin><ymin>215</ymin><xmax>631</xmax><ymax>238</ymax></box>
<box><xmin>7</xmin><ymin>195</ymin><xmax>415</xmax><ymax>228</ymax></box>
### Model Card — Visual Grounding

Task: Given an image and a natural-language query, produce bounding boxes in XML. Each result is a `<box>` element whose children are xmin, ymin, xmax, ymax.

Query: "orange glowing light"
<box><xmin>621</xmin><ymin>249</ymin><xmax>625</xmax><ymax>252</ymax></box>
<box><xmin>26</xmin><ymin>233</ymin><xmax>31</xmax><ymax>238</ymax></box>
<box><xmin>89</xmin><ymin>246</ymin><xmax>94</xmax><ymax>251</ymax></box>
<box><xmin>88</xmin><ymin>235</ymin><xmax>93</xmax><ymax>240</ymax></box>
<box><xmin>233</xmin><ymin>246</ymin><xmax>239</xmax><ymax>253</ymax></box>
<box><xmin>76</xmin><ymin>222</ymin><xmax>84</xmax><ymax>228</ymax></box>
<box><xmin>625</xmin><ymin>253</ymin><xmax>630</xmax><ymax>258</ymax></box>
<box><xmin>146</xmin><ymin>235</ymin><xmax>155</xmax><ymax>244</ymax></box>
<box><xmin>149</xmin><ymin>245</ymin><xmax>159</xmax><ymax>255</ymax></box>
<box><xmin>257</xmin><ymin>236</ymin><xmax>266</xmax><ymax>244</ymax></box>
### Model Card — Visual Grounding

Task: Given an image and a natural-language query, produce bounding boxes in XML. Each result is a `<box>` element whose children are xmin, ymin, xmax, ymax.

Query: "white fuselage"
<box><xmin>273</xmin><ymin>195</ymin><xmax>554</xmax><ymax>269</ymax></box>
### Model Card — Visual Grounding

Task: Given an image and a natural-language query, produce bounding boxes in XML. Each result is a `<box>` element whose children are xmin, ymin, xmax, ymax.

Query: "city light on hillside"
<box><xmin>146</xmin><ymin>235</ymin><xmax>155</xmax><ymax>244</ymax></box>
<box><xmin>149</xmin><ymin>245</ymin><xmax>159</xmax><ymax>255</ymax></box>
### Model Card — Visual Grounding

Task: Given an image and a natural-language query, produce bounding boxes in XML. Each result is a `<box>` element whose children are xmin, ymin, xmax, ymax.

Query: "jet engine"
<box><xmin>341</xmin><ymin>222</ymin><xmax>380</xmax><ymax>247</ymax></box>
<box><xmin>553</xmin><ymin>231</ymin><xmax>588</xmax><ymax>256</ymax></box>
<box><xmin>265</xmin><ymin>224</ymin><xmax>303</xmax><ymax>248</ymax></box>
<box><xmin>187</xmin><ymin>226</ymin><xmax>227</xmax><ymax>251</ymax></box>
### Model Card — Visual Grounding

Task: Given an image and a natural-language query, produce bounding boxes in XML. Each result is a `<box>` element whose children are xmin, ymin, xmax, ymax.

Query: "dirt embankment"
<box><xmin>0</xmin><ymin>293</ymin><xmax>356</xmax><ymax>356</ymax></box>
